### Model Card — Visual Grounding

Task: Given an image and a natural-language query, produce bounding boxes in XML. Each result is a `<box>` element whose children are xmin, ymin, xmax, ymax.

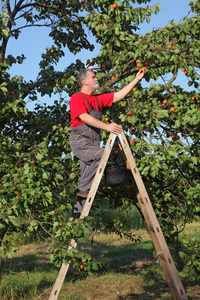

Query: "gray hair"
<box><xmin>77</xmin><ymin>69</ymin><xmax>93</xmax><ymax>88</ymax></box>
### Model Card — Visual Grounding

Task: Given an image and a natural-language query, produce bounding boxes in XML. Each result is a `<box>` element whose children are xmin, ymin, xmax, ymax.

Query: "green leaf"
<box><xmin>55</xmin><ymin>174</ymin><xmax>63</xmax><ymax>181</ymax></box>
<box><xmin>92</xmin><ymin>261</ymin><xmax>98</xmax><ymax>271</ymax></box>
<box><xmin>190</xmin><ymin>157</ymin><xmax>197</xmax><ymax>163</ymax></box>
<box><xmin>43</xmin><ymin>172</ymin><xmax>49</xmax><ymax>179</ymax></box>
<box><xmin>2</xmin><ymin>28</ymin><xmax>10</xmax><ymax>38</ymax></box>
<box><xmin>36</xmin><ymin>153</ymin><xmax>43</xmax><ymax>160</ymax></box>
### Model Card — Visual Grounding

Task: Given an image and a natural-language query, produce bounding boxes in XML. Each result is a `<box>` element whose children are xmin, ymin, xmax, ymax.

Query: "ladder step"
<box><xmin>148</xmin><ymin>225</ymin><xmax>155</xmax><ymax>232</ymax></box>
<box><xmin>157</xmin><ymin>252</ymin><xmax>166</xmax><ymax>262</ymax></box>
<box><xmin>139</xmin><ymin>197</ymin><xmax>144</xmax><ymax>204</ymax></box>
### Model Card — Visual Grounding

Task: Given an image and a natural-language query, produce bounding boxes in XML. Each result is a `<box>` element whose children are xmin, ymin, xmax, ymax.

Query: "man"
<box><xmin>69</xmin><ymin>68</ymin><xmax>146</xmax><ymax>218</ymax></box>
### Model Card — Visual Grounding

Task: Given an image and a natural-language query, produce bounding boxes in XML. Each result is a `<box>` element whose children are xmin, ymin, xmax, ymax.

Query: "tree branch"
<box><xmin>164</xmin><ymin>64</ymin><xmax>178</xmax><ymax>89</ymax></box>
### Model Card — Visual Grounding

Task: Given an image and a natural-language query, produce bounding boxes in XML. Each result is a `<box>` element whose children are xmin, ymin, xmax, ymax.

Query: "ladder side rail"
<box><xmin>129</xmin><ymin>176</ymin><xmax>164</xmax><ymax>253</ymax></box>
<box><xmin>120</xmin><ymin>131</ymin><xmax>188</xmax><ymax>300</ymax></box>
<box><xmin>49</xmin><ymin>132</ymin><xmax>116</xmax><ymax>300</ymax></box>
<box><xmin>49</xmin><ymin>239</ymin><xmax>77</xmax><ymax>300</ymax></box>
<box><xmin>130</xmin><ymin>185</ymin><xmax>181</xmax><ymax>299</ymax></box>
<box><xmin>115</xmin><ymin>138</ymin><xmax>174</xmax><ymax>281</ymax></box>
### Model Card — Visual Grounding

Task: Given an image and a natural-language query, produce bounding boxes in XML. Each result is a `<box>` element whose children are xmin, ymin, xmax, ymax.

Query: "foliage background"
<box><xmin>0</xmin><ymin>0</ymin><xmax>199</xmax><ymax>277</ymax></box>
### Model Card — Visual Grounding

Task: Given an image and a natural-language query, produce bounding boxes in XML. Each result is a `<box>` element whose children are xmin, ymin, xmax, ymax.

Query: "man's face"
<box><xmin>85</xmin><ymin>71</ymin><xmax>99</xmax><ymax>91</ymax></box>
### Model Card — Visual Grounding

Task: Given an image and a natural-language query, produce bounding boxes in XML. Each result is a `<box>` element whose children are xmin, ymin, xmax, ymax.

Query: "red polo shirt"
<box><xmin>70</xmin><ymin>92</ymin><xmax>114</xmax><ymax>127</ymax></box>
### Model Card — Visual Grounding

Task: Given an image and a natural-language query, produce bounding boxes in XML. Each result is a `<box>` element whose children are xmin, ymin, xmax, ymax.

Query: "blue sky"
<box><xmin>6</xmin><ymin>0</ymin><xmax>194</xmax><ymax>109</ymax></box>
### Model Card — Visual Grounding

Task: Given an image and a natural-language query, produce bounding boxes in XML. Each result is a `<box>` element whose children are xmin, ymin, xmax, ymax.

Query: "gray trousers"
<box><xmin>69</xmin><ymin>125</ymin><xmax>103</xmax><ymax>193</ymax></box>
<box><xmin>69</xmin><ymin>125</ymin><xmax>103</xmax><ymax>218</ymax></box>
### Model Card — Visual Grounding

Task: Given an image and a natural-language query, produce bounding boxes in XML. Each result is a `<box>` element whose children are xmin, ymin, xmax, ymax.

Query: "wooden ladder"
<box><xmin>49</xmin><ymin>130</ymin><xmax>188</xmax><ymax>300</ymax></box>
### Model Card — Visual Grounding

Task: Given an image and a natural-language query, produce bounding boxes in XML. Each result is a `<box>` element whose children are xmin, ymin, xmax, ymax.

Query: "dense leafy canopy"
<box><xmin>0</xmin><ymin>0</ymin><xmax>199</xmax><ymax>275</ymax></box>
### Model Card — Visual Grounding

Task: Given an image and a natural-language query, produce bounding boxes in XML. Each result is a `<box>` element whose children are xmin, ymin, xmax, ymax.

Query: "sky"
<box><xmin>6</xmin><ymin>0</ymin><xmax>195</xmax><ymax>109</ymax></box>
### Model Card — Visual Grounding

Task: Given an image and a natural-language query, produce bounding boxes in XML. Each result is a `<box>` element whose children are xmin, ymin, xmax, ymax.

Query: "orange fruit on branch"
<box><xmin>130</xmin><ymin>139</ymin><xmax>136</xmax><ymax>145</ymax></box>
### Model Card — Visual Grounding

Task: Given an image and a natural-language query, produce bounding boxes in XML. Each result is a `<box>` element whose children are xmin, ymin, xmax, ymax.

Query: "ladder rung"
<box><xmin>139</xmin><ymin>197</ymin><xmax>144</xmax><ymax>204</ymax></box>
<box><xmin>149</xmin><ymin>225</ymin><xmax>155</xmax><ymax>232</ymax></box>
<box><xmin>139</xmin><ymin>197</ymin><xmax>149</xmax><ymax>204</ymax></box>
<box><xmin>169</xmin><ymin>280</ymin><xmax>176</xmax><ymax>290</ymax></box>
<box><xmin>157</xmin><ymin>252</ymin><xmax>166</xmax><ymax>262</ymax></box>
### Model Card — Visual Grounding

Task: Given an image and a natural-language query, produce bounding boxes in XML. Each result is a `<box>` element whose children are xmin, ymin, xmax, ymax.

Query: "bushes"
<box><xmin>179</xmin><ymin>236</ymin><xmax>200</xmax><ymax>280</ymax></box>
<box><xmin>93</xmin><ymin>205</ymin><xmax>145</xmax><ymax>239</ymax></box>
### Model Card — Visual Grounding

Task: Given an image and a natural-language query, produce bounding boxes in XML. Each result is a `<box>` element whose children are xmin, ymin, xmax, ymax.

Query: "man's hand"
<box><xmin>106</xmin><ymin>123</ymin><xmax>122</xmax><ymax>134</ymax></box>
<box><xmin>113</xmin><ymin>67</ymin><xmax>146</xmax><ymax>103</ymax></box>
<box><xmin>135</xmin><ymin>67</ymin><xmax>147</xmax><ymax>81</ymax></box>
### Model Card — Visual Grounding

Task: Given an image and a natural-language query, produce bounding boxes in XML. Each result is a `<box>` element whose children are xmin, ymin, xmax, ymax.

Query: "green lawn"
<box><xmin>0</xmin><ymin>222</ymin><xmax>199</xmax><ymax>300</ymax></box>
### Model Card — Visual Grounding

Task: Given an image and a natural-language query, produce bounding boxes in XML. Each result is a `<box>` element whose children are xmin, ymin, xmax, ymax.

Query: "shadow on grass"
<box><xmin>77</xmin><ymin>237</ymin><xmax>155</xmax><ymax>273</ymax></box>
<box><xmin>1</xmin><ymin>253</ymin><xmax>57</xmax><ymax>275</ymax></box>
<box><xmin>1</xmin><ymin>238</ymin><xmax>199</xmax><ymax>300</ymax></box>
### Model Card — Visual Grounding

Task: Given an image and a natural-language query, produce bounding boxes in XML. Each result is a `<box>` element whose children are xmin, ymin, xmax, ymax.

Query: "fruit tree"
<box><xmin>0</xmin><ymin>0</ymin><xmax>199</xmax><ymax>276</ymax></box>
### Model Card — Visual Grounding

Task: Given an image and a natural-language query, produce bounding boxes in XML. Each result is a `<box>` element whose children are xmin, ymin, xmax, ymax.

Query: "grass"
<box><xmin>0</xmin><ymin>222</ymin><xmax>199</xmax><ymax>300</ymax></box>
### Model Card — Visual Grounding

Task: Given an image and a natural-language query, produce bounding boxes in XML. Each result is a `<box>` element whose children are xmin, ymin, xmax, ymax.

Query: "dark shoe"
<box><xmin>76</xmin><ymin>189</ymin><xmax>88</xmax><ymax>198</ymax></box>
<box><xmin>73</xmin><ymin>196</ymin><xmax>86</xmax><ymax>219</ymax></box>
<box><xmin>73</xmin><ymin>212</ymin><xmax>81</xmax><ymax>219</ymax></box>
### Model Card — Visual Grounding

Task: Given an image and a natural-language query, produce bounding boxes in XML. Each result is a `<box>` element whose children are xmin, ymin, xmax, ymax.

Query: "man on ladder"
<box><xmin>69</xmin><ymin>67</ymin><xmax>146</xmax><ymax>218</ymax></box>
<box><xmin>50</xmin><ymin>69</ymin><xmax>188</xmax><ymax>300</ymax></box>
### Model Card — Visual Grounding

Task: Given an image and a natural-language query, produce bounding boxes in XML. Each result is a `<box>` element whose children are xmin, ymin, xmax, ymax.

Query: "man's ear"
<box><xmin>82</xmin><ymin>79</ymin><xmax>88</xmax><ymax>86</ymax></box>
